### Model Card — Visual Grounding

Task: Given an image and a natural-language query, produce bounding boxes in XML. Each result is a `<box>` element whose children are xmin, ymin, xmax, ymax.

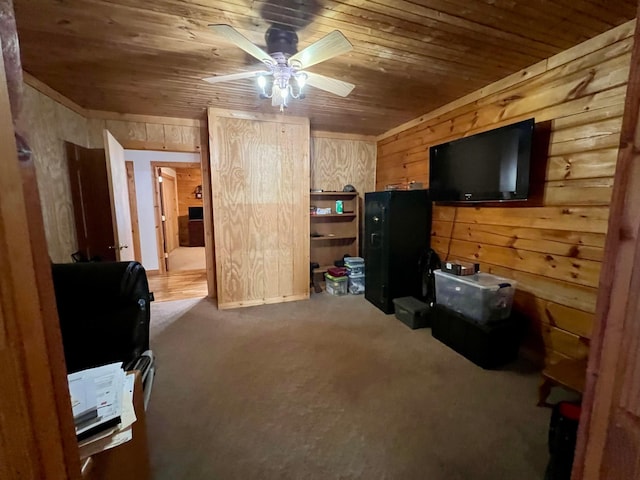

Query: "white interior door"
<box><xmin>103</xmin><ymin>130</ymin><xmax>134</xmax><ymax>261</ymax></box>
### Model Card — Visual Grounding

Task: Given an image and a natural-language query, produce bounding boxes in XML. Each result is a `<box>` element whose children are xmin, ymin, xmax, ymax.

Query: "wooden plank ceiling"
<box><xmin>13</xmin><ymin>0</ymin><xmax>638</xmax><ymax>135</ymax></box>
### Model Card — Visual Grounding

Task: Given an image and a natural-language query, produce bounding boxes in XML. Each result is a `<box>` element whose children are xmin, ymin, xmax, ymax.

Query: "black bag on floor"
<box><xmin>544</xmin><ymin>401</ymin><xmax>581</xmax><ymax>480</ymax></box>
<box><xmin>51</xmin><ymin>261</ymin><xmax>153</xmax><ymax>374</ymax></box>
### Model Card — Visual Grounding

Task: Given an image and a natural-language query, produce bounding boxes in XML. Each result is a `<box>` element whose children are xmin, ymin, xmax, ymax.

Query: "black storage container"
<box><xmin>364</xmin><ymin>190</ymin><xmax>432</xmax><ymax>314</ymax></box>
<box><xmin>393</xmin><ymin>296</ymin><xmax>431</xmax><ymax>329</ymax></box>
<box><xmin>431</xmin><ymin>305</ymin><xmax>523</xmax><ymax>369</ymax></box>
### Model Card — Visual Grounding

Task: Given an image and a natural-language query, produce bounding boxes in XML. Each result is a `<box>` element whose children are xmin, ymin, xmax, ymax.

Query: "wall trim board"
<box><xmin>376</xmin><ymin>19</ymin><xmax>637</xmax><ymax>142</ymax></box>
<box><xmin>208</xmin><ymin>107</ymin><xmax>310</xmax><ymax>126</ymax></box>
<box><xmin>217</xmin><ymin>294</ymin><xmax>310</xmax><ymax>310</ymax></box>
<box><xmin>22</xmin><ymin>70</ymin><xmax>87</xmax><ymax>117</ymax></box>
<box><xmin>311</xmin><ymin>130</ymin><xmax>377</xmax><ymax>142</ymax></box>
<box><xmin>116</xmin><ymin>140</ymin><xmax>201</xmax><ymax>153</ymax></box>
<box><xmin>87</xmin><ymin>110</ymin><xmax>202</xmax><ymax>127</ymax></box>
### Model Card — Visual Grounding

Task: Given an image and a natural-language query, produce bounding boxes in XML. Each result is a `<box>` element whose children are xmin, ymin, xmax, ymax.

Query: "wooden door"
<box><xmin>125</xmin><ymin>161</ymin><xmax>142</xmax><ymax>262</ymax></box>
<box><xmin>160</xmin><ymin>169</ymin><xmax>179</xmax><ymax>254</ymax></box>
<box><xmin>66</xmin><ymin>142</ymin><xmax>116</xmax><ymax>261</ymax></box>
<box><xmin>103</xmin><ymin>130</ymin><xmax>134</xmax><ymax>261</ymax></box>
<box><xmin>572</xmin><ymin>5</ymin><xmax>640</xmax><ymax>479</ymax></box>
<box><xmin>209</xmin><ymin>109</ymin><xmax>310</xmax><ymax>309</ymax></box>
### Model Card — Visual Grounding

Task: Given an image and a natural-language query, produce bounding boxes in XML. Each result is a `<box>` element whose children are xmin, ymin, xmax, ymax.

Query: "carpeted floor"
<box><xmin>147</xmin><ymin>294</ymin><xmax>549</xmax><ymax>480</ymax></box>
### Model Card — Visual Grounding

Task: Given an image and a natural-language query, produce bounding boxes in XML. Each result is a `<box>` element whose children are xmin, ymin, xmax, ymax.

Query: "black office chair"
<box><xmin>51</xmin><ymin>261</ymin><xmax>156</xmax><ymax>409</ymax></box>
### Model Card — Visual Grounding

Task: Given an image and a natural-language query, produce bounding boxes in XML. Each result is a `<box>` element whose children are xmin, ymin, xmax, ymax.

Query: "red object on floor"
<box><xmin>559</xmin><ymin>402</ymin><xmax>581</xmax><ymax>421</ymax></box>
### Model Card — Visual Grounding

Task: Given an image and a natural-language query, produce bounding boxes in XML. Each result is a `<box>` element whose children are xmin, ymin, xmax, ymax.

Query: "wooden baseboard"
<box><xmin>217</xmin><ymin>293</ymin><xmax>309</xmax><ymax>310</ymax></box>
<box><xmin>146</xmin><ymin>269</ymin><xmax>160</xmax><ymax>276</ymax></box>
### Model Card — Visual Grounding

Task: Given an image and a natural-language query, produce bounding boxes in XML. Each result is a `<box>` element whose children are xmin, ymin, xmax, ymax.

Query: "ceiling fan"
<box><xmin>204</xmin><ymin>24</ymin><xmax>355</xmax><ymax>111</ymax></box>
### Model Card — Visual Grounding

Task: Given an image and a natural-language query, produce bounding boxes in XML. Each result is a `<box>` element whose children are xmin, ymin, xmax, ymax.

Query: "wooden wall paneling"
<box><xmin>310</xmin><ymin>135</ymin><xmax>377</xmax><ymax>195</ymax></box>
<box><xmin>375</xmin><ymin>36</ymin><xmax>631</xmax><ymax>155</ymax></box>
<box><xmin>574</xmin><ymin>3</ymin><xmax>640</xmax><ymax>478</ymax></box>
<box><xmin>20</xmin><ymin>84</ymin><xmax>89</xmax><ymax>262</ymax></box>
<box><xmin>175</xmin><ymin>166</ymin><xmax>202</xmax><ymax>215</ymax></box>
<box><xmin>22</xmin><ymin>70</ymin><xmax>87</xmax><ymax>117</ymax></box>
<box><xmin>87</xmin><ymin>115</ymin><xmax>202</xmax><ymax>152</ymax></box>
<box><xmin>209</xmin><ymin>108</ymin><xmax>309</xmax><ymax>309</ymax></box>
<box><xmin>1</xmin><ymin>41</ymin><xmax>81</xmax><ymax>479</ymax></box>
<box><xmin>310</xmin><ymin>134</ymin><xmax>376</xmax><ymax>254</ymax></box>
<box><xmin>145</xmin><ymin>123</ymin><xmax>165</xmax><ymax>143</ymax></box>
<box><xmin>546</xmin><ymin>148</ymin><xmax>620</xmax><ymax>181</ymax></box>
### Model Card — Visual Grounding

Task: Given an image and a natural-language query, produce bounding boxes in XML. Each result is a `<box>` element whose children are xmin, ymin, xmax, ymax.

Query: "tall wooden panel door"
<box><xmin>160</xmin><ymin>169</ymin><xmax>179</xmax><ymax>254</ymax></box>
<box><xmin>208</xmin><ymin>109</ymin><xmax>310</xmax><ymax>309</ymax></box>
<box><xmin>103</xmin><ymin>130</ymin><xmax>135</xmax><ymax>261</ymax></box>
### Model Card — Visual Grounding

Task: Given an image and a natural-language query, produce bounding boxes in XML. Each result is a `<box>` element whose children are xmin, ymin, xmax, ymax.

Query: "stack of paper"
<box><xmin>67</xmin><ymin>363</ymin><xmax>138</xmax><ymax>457</ymax></box>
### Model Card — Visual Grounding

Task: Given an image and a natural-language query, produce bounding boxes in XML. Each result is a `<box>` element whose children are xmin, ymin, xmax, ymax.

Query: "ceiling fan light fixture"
<box><xmin>295</xmin><ymin>73</ymin><xmax>307</xmax><ymax>90</ymax></box>
<box><xmin>207</xmin><ymin>25</ymin><xmax>355</xmax><ymax>111</ymax></box>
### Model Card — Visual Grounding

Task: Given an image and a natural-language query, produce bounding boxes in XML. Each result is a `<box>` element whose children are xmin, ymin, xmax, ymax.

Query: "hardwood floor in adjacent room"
<box><xmin>148</xmin><ymin>270</ymin><xmax>208</xmax><ymax>302</ymax></box>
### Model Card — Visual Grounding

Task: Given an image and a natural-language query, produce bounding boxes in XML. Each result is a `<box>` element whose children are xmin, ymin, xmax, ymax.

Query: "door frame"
<box><xmin>150</xmin><ymin>161</ymin><xmax>202</xmax><ymax>274</ymax></box>
<box><xmin>107</xmin><ymin>133</ymin><xmax>215</xmax><ymax>299</ymax></box>
<box><xmin>125</xmin><ymin>161</ymin><xmax>142</xmax><ymax>262</ymax></box>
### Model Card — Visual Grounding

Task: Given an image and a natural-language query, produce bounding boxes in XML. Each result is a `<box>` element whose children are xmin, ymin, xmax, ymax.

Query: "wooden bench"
<box><xmin>538</xmin><ymin>358</ymin><xmax>587</xmax><ymax>407</ymax></box>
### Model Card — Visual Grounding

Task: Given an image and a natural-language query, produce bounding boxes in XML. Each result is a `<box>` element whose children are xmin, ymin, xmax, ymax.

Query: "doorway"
<box><xmin>152</xmin><ymin>162</ymin><xmax>206</xmax><ymax>273</ymax></box>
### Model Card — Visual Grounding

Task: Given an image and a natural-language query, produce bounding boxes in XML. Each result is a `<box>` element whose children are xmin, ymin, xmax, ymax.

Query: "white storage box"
<box><xmin>434</xmin><ymin>269</ymin><xmax>516</xmax><ymax>324</ymax></box>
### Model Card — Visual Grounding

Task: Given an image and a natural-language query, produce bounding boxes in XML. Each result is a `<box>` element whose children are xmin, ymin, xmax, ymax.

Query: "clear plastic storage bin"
<box><xmin>348</xmin><ymin>274</ymin><xmax>365</xmax><ymax>295</ymax></box>
<box><xmin>325</xmin><ymin>273</ymin><xmax>348</xmax><ymax>296</ymax></box>
<box><xmin>434</xmin><ymin>269</ymin><xmax>516</xmax><ymax>324</ymax></box>
<box><xmin>344</xmin><ymin>257</ymin><xmax>365</xmax><ymax>275</ymax></box>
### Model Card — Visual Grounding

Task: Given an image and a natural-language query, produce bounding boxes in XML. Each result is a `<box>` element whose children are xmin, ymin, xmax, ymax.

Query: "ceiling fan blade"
<box><xmin>289</xmin><ymin>30</ymin><xmax>352</xmax><ymax>69</ymax></box>
<box><xmin>203</xmin><ymin>70</ymin><xmax>269</xmax><ymax>84</ymax></box>
<box><xmin>209</xmin><ymin>24</ymin><xmax>274</xmax><ymax>65</ymax></box>
<box><xmin>304</xmin><ymin>72</ymin><xmax>355</xmax><ymax>97</ymax></box>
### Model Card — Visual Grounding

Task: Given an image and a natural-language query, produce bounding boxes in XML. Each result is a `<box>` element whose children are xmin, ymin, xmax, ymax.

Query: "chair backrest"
<box><xmin>51</xmin><ymin>261</ymin><xmax>152</xmax><ymax>373</ymax></box>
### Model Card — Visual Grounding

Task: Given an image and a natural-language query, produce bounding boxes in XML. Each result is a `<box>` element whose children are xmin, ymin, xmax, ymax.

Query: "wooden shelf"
<box><xmin>310</xmin><ymin>191</ymin><xmax>358</xmax><ymax>197</ymax></box>
<box><xmin>310</xmin><ymin>213</ymin><xmax>356</xmax><ymax>219</ymax></box>
<box><xmin>310</xmin><ymin>235</ymin><xmax>356</xmax><ymax>241</ymax></box>
<box><xmin>310</xmin><ymin>191</ymin><xmax>359</xmax><ymax>271</ymax></box>
<box><xmin>538</xmin><ymin>358</ymin><xmax>588</xmax><ymax>407</ymax></box>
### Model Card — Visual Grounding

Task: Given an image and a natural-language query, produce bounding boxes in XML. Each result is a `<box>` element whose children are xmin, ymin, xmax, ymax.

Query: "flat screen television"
<box><xmin>429</xmin><ymin>118</ymin><xmax>535</xmax><ymax>202</ymax></box>
<box><xmin>188</xmin><ymin>206</ymin><xmax>204</xmax><ymax>220</ymax></box>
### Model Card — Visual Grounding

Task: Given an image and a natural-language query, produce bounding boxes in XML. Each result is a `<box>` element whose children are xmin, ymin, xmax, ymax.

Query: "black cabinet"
<box><xmin>364</xmin><ymin>190</ymin><xmax>431</xmax><ymax>313</ymax></box>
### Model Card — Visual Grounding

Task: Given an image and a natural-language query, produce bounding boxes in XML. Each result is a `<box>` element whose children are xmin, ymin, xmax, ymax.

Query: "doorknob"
<box><xmin>108</xmin><ymin>244</ymin><xmax>129</xmax><ymax>250</ymax></box>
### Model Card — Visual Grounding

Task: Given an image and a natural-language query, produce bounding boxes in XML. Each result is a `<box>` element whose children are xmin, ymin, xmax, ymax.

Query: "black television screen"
<box><xmin>429</xmin><ymin>118</ymin><xmax>534</xmax><ymax>202</ymax></box>
<box><xmin>188</xmin><ymin>206</ymin><xmax>204</xmax><ymax>220</ymax></box>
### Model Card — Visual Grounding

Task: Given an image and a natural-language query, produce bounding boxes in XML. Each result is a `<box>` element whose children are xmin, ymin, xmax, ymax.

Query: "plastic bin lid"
<box><xmin>434</xmin><ymin>269</ymin><xmax>515</xmax><ymax>289</ymax></box>
<box><xmin>344</xmin><ymin>256</ymin><xmax>364</xmax><ymax>264</ymax></box>
<box><xmin>325</xmin><ymin>273</ymin><xmax>348</xmax><ymax>282</ymax></box>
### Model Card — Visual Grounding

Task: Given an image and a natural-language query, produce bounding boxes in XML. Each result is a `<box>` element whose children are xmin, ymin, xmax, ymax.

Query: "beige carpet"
<box><xmin>147</xmin><ymin>295</ymin><xmax>549</xmax><ymax>479</ymax></box>
<box><xmin>168</xmin><ymin>246</ymin><xmax>206</xmax><ymax>272</ymax></box>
